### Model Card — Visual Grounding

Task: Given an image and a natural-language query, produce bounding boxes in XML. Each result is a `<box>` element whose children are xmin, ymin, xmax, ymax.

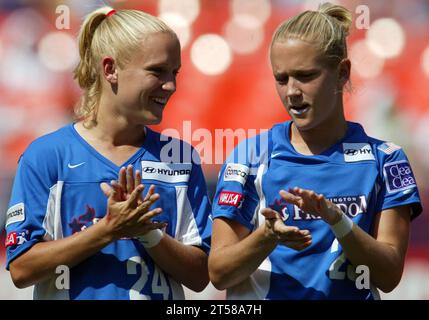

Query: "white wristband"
<box><xmin>137</xmin><ymin>229</ymin><xmax>164</xmax><ymax>248</ymax></box>
<box><xmin>330</xmin><ymin>214</ymin><xmax>353</xmax><ymax>239</ymax></box>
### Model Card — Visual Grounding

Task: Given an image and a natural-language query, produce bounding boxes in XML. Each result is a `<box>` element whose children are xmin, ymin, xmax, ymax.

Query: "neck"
<box><xmin>79</xmin><ymin>98</ymin><xmax>146</xmax><ymax>147</ymax></box>
<box><xmin>290</xmin><ymin>113</ymin><xmax>348</xmax><ymax>155</ymax></box>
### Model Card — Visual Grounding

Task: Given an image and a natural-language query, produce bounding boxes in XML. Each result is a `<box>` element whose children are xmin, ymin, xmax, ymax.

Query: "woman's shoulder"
<box><xmin>22</xmin><ymin>124</ymin><xmax>73</xmax><ymax>162</ymax></box>
<box><xmin>348</xmin><ymin>121</ymin><xmax>407</xmax><ymax>160</ymax></box>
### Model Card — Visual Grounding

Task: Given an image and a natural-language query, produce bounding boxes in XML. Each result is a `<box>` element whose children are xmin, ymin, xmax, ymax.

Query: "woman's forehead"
<box><xmin>271</xmin><ymin>38</ymin><xmax>324</xmax><ymax>70</ymax></box>
<box><xmin>129</xmin><ymin>32</ymin><xmax>181</xmax><ymax>66</ymax></box>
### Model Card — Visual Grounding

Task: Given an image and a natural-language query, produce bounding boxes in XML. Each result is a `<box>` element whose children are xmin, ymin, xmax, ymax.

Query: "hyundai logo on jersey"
<box><xmin>343</xmin><ymin>143</ymin><xmax>375</xmax><ymax>162</ymax></box>
<box><xmin>141</xmin><ymin>161</ymin><xmax>192</xmax><ymax>184</ymax></box>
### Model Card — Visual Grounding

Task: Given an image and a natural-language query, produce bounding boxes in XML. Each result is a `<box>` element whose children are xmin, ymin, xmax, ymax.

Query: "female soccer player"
<box><xmin>4</xmin><ymin>7</ymin><xmax>211</xmax><ymax>299</ymax></box>
<box><xmin>209</xmin><ymin>3</ymin><xmax>422</xmax><ymax>299</ymax></box>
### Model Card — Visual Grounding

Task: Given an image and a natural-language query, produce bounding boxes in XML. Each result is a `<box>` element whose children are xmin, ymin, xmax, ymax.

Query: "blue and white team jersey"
<box><xmin>213</xmin><ymin>121</ymin><xmax>422</xmax><ymax>300</ymax></box>
<box><xmin>5</xmin><ymin>123</ymin><xmax>212</xmax><ymax>300</ymax></box>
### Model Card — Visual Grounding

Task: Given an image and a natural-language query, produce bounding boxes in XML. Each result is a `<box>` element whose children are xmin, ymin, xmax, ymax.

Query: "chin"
<box><xmin>140</xmin><ymin>110</ymin><xmax>163</xmax><ymax>125</ymax></box>
<box><xmin>292</xmin><ymin>117</ymin><xmax>318</xmax><ymax>131</ymax></box>
<box><xmin>145</xmin><ymin>117</ymin><xmax>162</xmax><ymax>125</ymax></box>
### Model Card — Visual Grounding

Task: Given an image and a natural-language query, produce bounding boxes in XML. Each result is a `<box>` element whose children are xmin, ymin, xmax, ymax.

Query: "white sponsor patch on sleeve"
<box><xmin>6</xmin><ymin>202</ymin><xmax>25</xmax><ymax>227</ymax></box>
<box><xmin>141</xmin><ymin>161</ymin><xmax>192</xmax><ymax>184</ymax></box>
<box><xmin>383</xmin><ymin>160</ymin><xmax>417</xmax><ymax>194</ymax></box>
<box><xmin>223</xmin><ymin>163</ymin><xmax>250</xmax><ymax>185</ymax></box>
<box><xmin>343</xmin><ymin>143</ymin><xmax>375</xmax><ymax>162</ymax></box>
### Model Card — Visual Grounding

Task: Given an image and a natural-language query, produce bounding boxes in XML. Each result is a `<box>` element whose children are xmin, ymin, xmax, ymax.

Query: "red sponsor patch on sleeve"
<box><xmin>5</xmin><ymin>232</ymin><xmax>17</xmax><ymax>248</ymax></box>
<box><xmin>218</xmin><ymin>191</ymin><xmax>243</xmax><ymax>207</ymax></box>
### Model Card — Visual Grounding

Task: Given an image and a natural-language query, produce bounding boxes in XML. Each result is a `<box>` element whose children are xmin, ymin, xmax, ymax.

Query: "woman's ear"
<box><xmin>102</xmin><ymin>57</ymin><xmax>118</xmax><ymax>84</ymax></box>
<box><xmin>338</xmin><ymin>59</ymin><xmax>351</xmax><ymax>87</ymax></box>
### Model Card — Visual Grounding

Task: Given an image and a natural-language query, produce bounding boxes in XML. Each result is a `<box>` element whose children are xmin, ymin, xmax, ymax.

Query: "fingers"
<box><xmin>118</xmin><ymin>167</ymin><xmax>127</xmax><ymax>193</ymax></box>
<box><xmin>135</xmin><ymin>193</ymin><xmax>160</xmax><ymax>215</ymax></box>
<box><xmin>100</xmin><ymin>182</ymin><xmax>113</xmax><ymax>198</ymax></box>
<box><xmin>135</xmin><ymin>170</ymin><xmax>142</xmax><ymax>190</ymax></box>
<box><xmin>279</xmin><ymin>190</ymin><xmax>302</xmax><ymax>207</ymax></box>
<box><xmin>101</xmin><ymin>181</ymin><xmax>124</xmax><ymax>202</ymax></box>
<box><xmin>316</xmin><ymin>193</ymin><xmax>327</xmax><ymax>211</ymax></box>
<box><xmin>283</xmin><ymin>187</ymin><xmax>321</xmax><ymax>215</ymax></box>
<box><xmin>110</xmin><ymin>180</ymin><xmax>127</xmax><ymax>201</ymax></box>
<box><xmin>126</xmin><ymin>165</ymin><xmax>135</xmax><ymax>195</ymax></box>
<box><xmin>137</xmin><ymin>221</ymin><xmax>167</xmax><ymax>232</ymax></box>
<box><xmin>144</xmin><ymin>185</ymin><xmax>156</xmax><ymax>202</ymax></box>
<box><xmin>280</xmin><ymin>238</ymin><xmax>312</xmax><ymax>251</ymax></box>
<box><xmin>274</xmin><ymin>223</ymin><xmax>310</xmax><ymax>240</ymax></box>
<box><xmin>127</xmin><ymin>184</ymin><xmax>145</xmax><ymax>208</ymax></box>
<box><xmin>260</xmin><ymin>208</ymin><xmax>280</xmax><ymax>220</ymax></box>
<box><xmin>290</xmin><ymin>187</ymin><xmax>318</xmax><ymax>204</ymax></box>
<box><xmin>137</xmin><ymin>207</ymin><xmax>163</xmax><ymax>224</ymax></box>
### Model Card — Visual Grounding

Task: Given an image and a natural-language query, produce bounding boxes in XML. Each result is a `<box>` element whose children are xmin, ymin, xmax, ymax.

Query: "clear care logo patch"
<box><xmin>343</xmin><ymin>143</ymin><xmax>375</xmax><ymax>162</ymax></box>
<box><xmin>6</xmin><ymin>202</ymin><xmax>25</xmax><ymax>227</ymax></box>
<box><xmin>223</xmin><ymin>163</ymin><xmax>250</xmax><ymax>185</ymax></box>
<box><xmin>141</xmin><ymin>161</ymin><xmax>192</xmax><ymax>184</ymax></box>
<box><xmin>383</xmin><ymin>160</ymin><xmax>417</xmax><ymax>193</ymax></box>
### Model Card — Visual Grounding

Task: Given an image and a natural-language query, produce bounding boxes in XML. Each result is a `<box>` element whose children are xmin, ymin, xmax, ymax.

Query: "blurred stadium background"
<box><xmin>0</xmin><ymin>0</ymin><xmax>428</xmax><ymax>299</ymax></box>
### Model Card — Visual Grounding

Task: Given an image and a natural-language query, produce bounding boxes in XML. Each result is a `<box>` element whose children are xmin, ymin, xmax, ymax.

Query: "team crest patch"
<box><xmin>6</xmin><ymin>203</ymin><xmax>25</xmax><ymax>227</ymax></box>
<box><xmin>343</xmin><ymin>143</ymin><xmax>375</xmax><ymax>162</ymax></box>
<box><xmin>383</xmin><ymin>160</ymin><xmax>417</xmax><ymax>193</ymax></box>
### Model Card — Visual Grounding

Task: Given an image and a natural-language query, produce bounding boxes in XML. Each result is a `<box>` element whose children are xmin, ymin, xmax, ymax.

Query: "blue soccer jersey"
<box><xmin>213</xmin><ymin>121</ymin><xmax>422</xmax><ymax>300</ymax></box>
<box><xmin>5</xmin><ymin>123</ymin><xmax>212</xmax><ymax>300</ymax></box>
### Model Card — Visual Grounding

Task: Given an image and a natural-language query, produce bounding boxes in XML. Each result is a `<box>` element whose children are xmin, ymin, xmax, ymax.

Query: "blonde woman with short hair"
<box><xmin>209</xmin><ymin>3</ymin><xmax>422</xmax><ymax>300</ymax></box>
<box><xmin>5</xmin><ymin>7</ymin><xmax>211</xmax><ymax>300</ymax></box>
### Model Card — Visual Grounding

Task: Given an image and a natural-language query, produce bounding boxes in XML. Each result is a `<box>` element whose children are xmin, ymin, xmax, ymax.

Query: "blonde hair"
<box><xmin>271</xmin><ymin>2</ymin><xmax>352</xmax><ymax>67</ymax></box>
<box><xmin>73</xmin><ymin>7</ymin><xmax>175</xmax><ymax>127</ymax></box>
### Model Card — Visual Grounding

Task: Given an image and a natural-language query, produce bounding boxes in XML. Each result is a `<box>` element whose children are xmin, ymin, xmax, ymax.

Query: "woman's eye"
<box><xmin>148</xmin><ymin>68</ymin><xmax>164</xmax><ymax>75</ymax></box>
<box><xmin>298</xmin><ymin>73</ymin><xmax>316</xmax><ymax>81</ymax></box>
<box><xmin>276</xmin><ymin>77</ymin><xmax>288</xmax><ymax>85</ymax></box>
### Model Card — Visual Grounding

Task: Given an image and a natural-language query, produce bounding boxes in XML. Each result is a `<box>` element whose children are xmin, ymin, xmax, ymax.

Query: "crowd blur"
<box><xmin>0</xmin><ymin>0</ymin><xmax>428</xmax><ymax>299</ymax></box>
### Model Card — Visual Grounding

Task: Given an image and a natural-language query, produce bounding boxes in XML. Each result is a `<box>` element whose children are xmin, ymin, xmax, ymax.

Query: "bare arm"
<box><xmin>208</xmin><ymin>210</ymin><xmax>312</xmax><ymax>290</ymax></box>
<box><xmin>282</xmin><ymin>187</ymin><xmax>411</xmax><ymax>293</ymax></box>
<box><xmin>339</xmin><ymin>206</ymin><xmax>410</xmax><ymax>292</ymax></box>
<box><xmin>146</xmin><ymin>236</ymin><xmax>209</xmax><ymax>292</ymax></box>
<box><xmin>10</xmin><ymin>179</ymin><xmax>163</xmax><ymax>289</ymax></box>
<box><xmin>10</xmin><ymin>218</ymin><xmax>114</xmax><ymax>288</ymax></box>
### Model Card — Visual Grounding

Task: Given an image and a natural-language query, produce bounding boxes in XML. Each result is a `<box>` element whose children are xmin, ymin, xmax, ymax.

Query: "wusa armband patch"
<box><xmin>383</xmin><ymin>160</ymin><xmax>417</xmax><ymax>193</ymax></box>
<box><xmin>5</xmin><ymin>230</ymin><xmax>30</xmax><ymax>248</ymax></box>
<box><xmin>218</xmin><ymin>191</ymin><xmax>243</xmax><ymax>207</ymax></box>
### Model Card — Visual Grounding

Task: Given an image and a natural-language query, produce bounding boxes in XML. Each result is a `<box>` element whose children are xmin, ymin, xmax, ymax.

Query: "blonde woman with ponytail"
<box><xmin>209</xmin><ymin>3</ymin><xmax>422</xmax><ymax>299</ymax></box>
<box><xmin>5</xmin><ymin>7</ymin><xmax>212</xmax><ymax>299</ymax></box>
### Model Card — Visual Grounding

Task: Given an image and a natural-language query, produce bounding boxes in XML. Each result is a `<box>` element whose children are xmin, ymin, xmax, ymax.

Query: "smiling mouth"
<box><xmin>289</xmin><ymin>103</ymin><xmax>310</xmax><ymax>115</ymax></box>
<box><xmin>150</xmin><ymin>96</ymin><xmax>168</xmax><ymax>106</ymax></box>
